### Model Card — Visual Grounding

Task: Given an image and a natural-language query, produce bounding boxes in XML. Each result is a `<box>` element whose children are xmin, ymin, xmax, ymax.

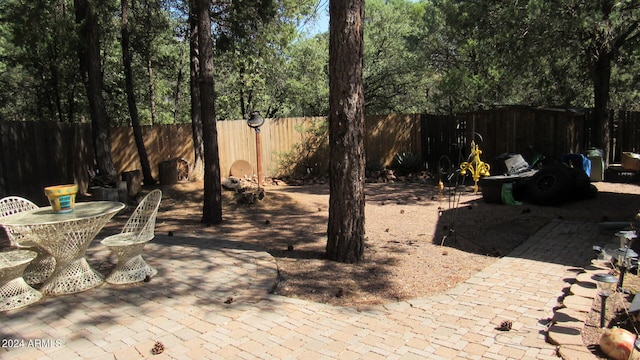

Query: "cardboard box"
<box><xmin>621</xmin><ymin>152</ymin><xmax>640</xmax><ymax>172</ymax></box>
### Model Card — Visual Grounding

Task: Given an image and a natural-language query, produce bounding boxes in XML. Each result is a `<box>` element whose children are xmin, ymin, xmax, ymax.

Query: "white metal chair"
<box><xmin>101</xmin><ymin>189</ymin><xmax>162</xmax><ymax>284</ymax></box>
<box><xmin>0</xmin><ymin>196</ymin><xmax>55</xmax><ymax>285</ymax></box>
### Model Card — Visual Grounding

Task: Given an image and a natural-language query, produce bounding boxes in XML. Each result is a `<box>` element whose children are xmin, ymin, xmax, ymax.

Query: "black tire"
<box><xmin>526</xmin><ymin>164</ymin><xmax>572</xmax><ymax>205</ymax></box>
<box><xmin>584</xmin><ymin>184</ymin><xmax>599</xmax><ymax>199</ymax></box>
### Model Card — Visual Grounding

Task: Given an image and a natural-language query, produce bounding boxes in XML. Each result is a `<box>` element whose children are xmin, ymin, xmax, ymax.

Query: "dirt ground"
<box><xmin>114</xmin><ymin>177</ymin><xmax>640</xmax><ymax>309</ymax></box>
<box><xmin>584</xmin><ymin>275</ymin><xmax>640</xmax><ymax>358</ymax></box>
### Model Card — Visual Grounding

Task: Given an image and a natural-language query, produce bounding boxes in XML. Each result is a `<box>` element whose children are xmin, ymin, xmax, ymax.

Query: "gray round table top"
<box><xmin>0</xmin><ymin>201</ymin><xmax>125</xmax><ymax>226</ymax></box>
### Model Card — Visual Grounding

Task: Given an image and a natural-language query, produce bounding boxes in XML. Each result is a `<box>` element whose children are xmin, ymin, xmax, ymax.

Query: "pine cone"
<box><xmin>151</xmin><ymin>341</ymin><xmax>165</xmax><ymax>355</ymax></box>
<box><xmin>497</xmin><ymin>320</ymin><xmax>512</xmax><ymax>331</ymax></box>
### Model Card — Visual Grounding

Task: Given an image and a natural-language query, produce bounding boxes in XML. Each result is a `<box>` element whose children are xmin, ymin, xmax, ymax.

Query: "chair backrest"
<box><xmin>0</xmin><ymin>196</ymin><xmax>38</xmax><ymax>218</ymax></box>
<box><xmin>0</xmin><ymin>196</ymin><xmax>39</xmax><ymax>246</ymax></box>
<box><xmin>122</xmin><ymin>189</ymin><xmax>162</xmax><ymax>242</ymax></box>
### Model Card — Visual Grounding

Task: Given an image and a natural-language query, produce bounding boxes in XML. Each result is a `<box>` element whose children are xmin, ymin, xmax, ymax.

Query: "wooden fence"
<box><xmin>1</xmin><ymin>108</ymin><xmax>638</xmax><ymax>203</ymax></box>
<box><xmin>111</xmin><ymin>117</ymin><xmax>326</xmax><ymax>181</ymax></box>
<box><xmin>111</xmin><ymin>115</ymin><xmax>421</xmax><ymax>180</ymax></box>
<box><xmin>613</xmin><ymin>111</ymin><xmax>640</xmax><ymax>160</ymax></box>
<box><xmin>464</xmin><ymin>107</ymin><xmax>588</xmax><ymax>166</ymax></box>
<box><xmin>420</xmin><ymin>107</ymin><xmax>592</xmax><ymax>172</ymax></box>
<box><xmin>0</xmin><ymin>121</ymin><xmax>94</xmax><ymax>205</ymax></box>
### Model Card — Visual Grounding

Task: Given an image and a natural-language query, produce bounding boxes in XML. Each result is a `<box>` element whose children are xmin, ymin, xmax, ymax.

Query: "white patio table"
<box><xmin>0</xmin><ymin>201</ymin><xmax>125</xmax><ymax>295</ymax></box>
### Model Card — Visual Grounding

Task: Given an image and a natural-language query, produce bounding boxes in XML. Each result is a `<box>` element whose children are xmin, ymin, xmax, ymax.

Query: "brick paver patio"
<box><xmin>1</xmin><ymin>220</ymin><xmax>610</xmax><ymax>359</ymax></box>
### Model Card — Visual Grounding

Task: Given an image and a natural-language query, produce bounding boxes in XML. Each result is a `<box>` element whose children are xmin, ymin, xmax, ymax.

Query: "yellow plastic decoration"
<box><xmin>459</xmin><ymin>140</ymin><xmax>490</xmax><ymax>193</ymax></box>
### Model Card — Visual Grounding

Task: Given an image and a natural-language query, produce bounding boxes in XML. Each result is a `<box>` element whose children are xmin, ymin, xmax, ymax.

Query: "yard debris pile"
<box><xmin>274</xmin><ymin>168</ymin><xmax>432</xmax><ymax>186</ymax></box>
<box><xmin>88</xmin><ymin>172</ymin><xmax>119</xmax><ymax>189</ymax></box>
<box><xmin>366</xmin><ymin>169</ymin><xmax>431</xmax><ymax>183</ymax></box>
<box><xmin>222</xmin><ymin>176</ymin><xmax>265</xmax><ymax>205</ymax></box>
<box><xmin>86</xmin><ymin>171</ymin><xmax>129</xmax><ymax>203</ymax></box>
<box><xmin>480</xmin><ymin>150</ymin><xmax>601</xmax><ymax>206</ymax></box>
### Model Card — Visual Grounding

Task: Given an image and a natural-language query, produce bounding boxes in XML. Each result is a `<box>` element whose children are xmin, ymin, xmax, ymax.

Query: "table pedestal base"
<box><xmin>0</xmin><ymin>278</ymin><xmax>43</xmax><ymax>311</ymax></box>
<box><xmin>0</xmin><ymin>250</ymin><xmax>43</xmax><ymax>311</ymax></box>
<box><xmin>23</xmin><ymin>247</ymin><xmax>56</xmax><ymax>285</ymax></box>
<box><xmin>40</xmin><ymin>258</ymin><xmax>104</xmax><ymax>295</ymax></box>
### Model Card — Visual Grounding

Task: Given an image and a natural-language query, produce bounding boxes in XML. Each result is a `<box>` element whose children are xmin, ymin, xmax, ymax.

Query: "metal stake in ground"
<box><xmin>592</xmin><ymin>273</ymin><xmax>618</xmax><ymax>328</ymax></box>
<box><xmin>247</xmin><ymin>111</ymin><xmax>265</xmax><ymax>188</ymax></box>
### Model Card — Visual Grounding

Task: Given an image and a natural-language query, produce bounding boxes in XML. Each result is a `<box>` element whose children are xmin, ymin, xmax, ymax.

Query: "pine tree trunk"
<box><xmin>195</xmin><ymin>0</ymin><xmax>222</xmax><ymax>225</ymax></box>
<box><xmin>173</xmin><ymin>42</ymin><xmax>186</xmax><ymax>124</ymax></box>
<box><xmin>326</xmin><ymin>0</ymin><xmax>366</xmax><ymax>263</ymax></box>
<box><xmin>74</xmin><ymin>0</ymin><xmax>116</xmax><ymax>178</ymax></box>
<box><xmin>121</xmin><ymin>0</ymin><xmax>154</xmax><ymax>185</ymax></box>
<box><xmin>592</xmin><ymin>52</ymin><xmax>612</xmax><ymax>166</ymax></box>
<box><xmin>189</xmin><ymin>0</ymin><xmax>204</xmax><ymax>181</ymax></box>
<box><xmin>147</xmin><ymin>57</ymin><xmax>158</xmax><ymax>124</ymax></box>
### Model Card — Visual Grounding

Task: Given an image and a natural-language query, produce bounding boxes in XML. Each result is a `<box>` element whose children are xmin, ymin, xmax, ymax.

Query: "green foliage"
<box><xmin>0</xmin><ymin>0</ymin><xmax>85</xmax><ymax>122</ymax></box>
<box><xmin>0</xmin><ymin>0</ymin><xmax>190</xmax><ymax>125</ymax></box>
<box><xmin>431</xmin><ymin>0</ymin><xmax>640</xmax><ymax>113</ymax></box>
<box><xmin>363</xmin><ymin>0</ymin><xmax>432</xmax><ymax>115</ymax></box>
<box><xmin>278</xmin><ymin>34</ymin><xmax>329</xmax><ymax>117</ymax></box>
<box><xmin>392</xmin><ymin>151</ymin><xmax>423</xmax><ymax>175</ymax></box>
<box><xmin>212</xmin><ymin>0</ymin><xmax>318</xmax><ymax>119</ymax></box>
<box><xmin>1</xmin><ymin>0</ymin><xmax>639</xmax><ymax>126</ymax></box>
<box><xmin>123</xmin><ymin>0</ymin><xmax>190</xmax><ymax>125</ymax></box>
